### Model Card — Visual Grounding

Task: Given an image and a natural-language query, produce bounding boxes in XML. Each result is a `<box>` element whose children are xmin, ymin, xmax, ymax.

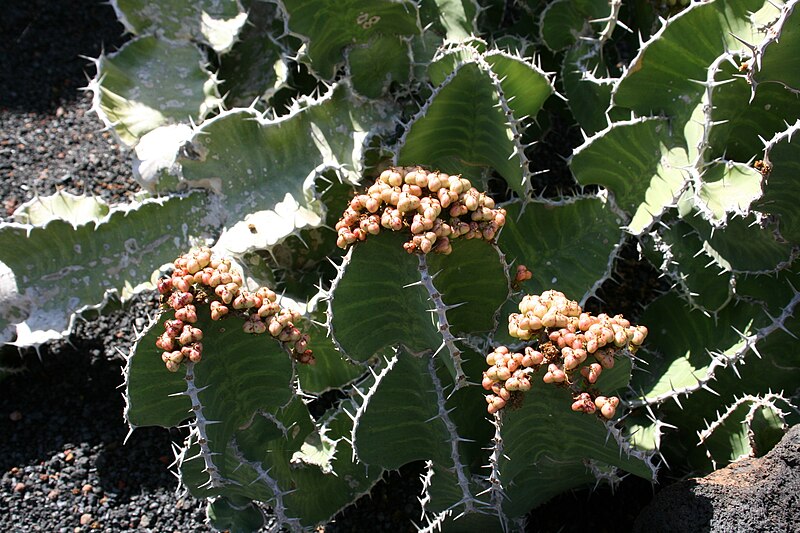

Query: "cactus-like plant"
<box><xmin>2</xmin><ymin>0</ymin><xmax>799</xmax><ymax>530</ymax></box>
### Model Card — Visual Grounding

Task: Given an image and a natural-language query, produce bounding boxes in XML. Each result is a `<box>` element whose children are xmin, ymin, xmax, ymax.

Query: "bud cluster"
<box><xmin>482</xmin><ymin>290</ymin><xmax>647</xmax><ymax>418</ymax></box>
<box><xmin>335</xmin><ymin>166</ymin><xmax>507</xmax><ymax>254</ymax></box>
<box><xmin>155</xmin><ymin>247</ymin><xmax>315</xmax><ymax>372</ymax></box>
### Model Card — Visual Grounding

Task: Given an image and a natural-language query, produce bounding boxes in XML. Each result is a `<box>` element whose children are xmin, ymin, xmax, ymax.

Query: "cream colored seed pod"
<box><xmin>464</xmin><ymin>193</ymin><xmax>479</xmax><ymax>211</ymax></box>
<box><xmin>186</xmin><ymin>258</ymin><xmax>201</xmax><ymax>274</ymax></box>
<box><xmin>507</xmin><ymin>318</ymin><xmax>531</xmax><ymax>340</ymax></box>
<box><xmin>365</xmin><ymin>197</ymin><xmax>381</xmax><ymax>213</ymax></box>
<box><xmin>268</xmin><ymin>317</ymin><xmax>283</xmax><ymax>337</ymax></box>
<box><xmin>437</xmin><ymin>188</ymin><xmax>452</xmax><ymax>208</ymax></box>
<box><xmin>418</xmin><ymin>237</ymin><xmax>433</xmax><ymax>254</ymax></box>
<box><xmin>447</xmin><ymin>176</ymin><xmax>464</xmax><ymax>193</ymax></box>
<box><xmin>405</xmin><ymin>184</ymin><xmax>422</xmax><ymax>197</ymax></box>
<box><xmin>196</xmin><ymin>249</ymin><xmax>211</xmax><ymax>268</ymax></box>
<box><xmin>388</xmin><ymin>170</ymin><xmax>403</xmax><ymax>187</ymax></box>
<box><xmin>397</xmin><ymin>192</ymin><xmax>421</xmax><ymax>213</ymax></box>
<box><xmin>504</xmin><ymin>376</ymin><xmax>520</xmax><ymax>391</ymax></box>
<box><xmin>410</xmin><ymin>216</ymin><xmax>426</xmax><ymax>235</ymax></box>
<box><xmin>630</xmin><ymin>325</ymin><xmax>648</xmax><ymax>345</ymax></box>
<box><xmin>376</xmin><ymin>187</ymin><xmax>392</xmax><ymax>205</ymax></box>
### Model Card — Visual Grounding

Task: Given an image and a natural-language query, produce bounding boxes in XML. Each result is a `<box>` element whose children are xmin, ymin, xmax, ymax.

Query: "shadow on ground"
<box><xmin>0</xmin><ymin>0</ymin><xmax>126</xmax><ymax>112</ymax></box>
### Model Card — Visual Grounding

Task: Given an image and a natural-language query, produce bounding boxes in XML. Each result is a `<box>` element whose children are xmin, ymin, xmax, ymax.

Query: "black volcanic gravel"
<box><xmin>0</xmin><ymin>0</ymin><xmax>141</xmax><ymax>219</ymax></box>
<box><xmin>0</xmin><ymin>2</ymin><xmax>211</xmax><ymax>531</ymax></box>
<box><xmin>0</xmin><ymin>296</ymin><xmax>212</xmax><ymax>533</ymax></box>
<box><xmin>0</xmin><ymin>98</ymin><xmax>141</xmax><ymax>219</ymax></box>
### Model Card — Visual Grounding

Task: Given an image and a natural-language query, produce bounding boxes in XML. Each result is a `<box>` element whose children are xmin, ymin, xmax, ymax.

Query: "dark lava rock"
<box><xmin>634</xmin><ymin>425</ymin><xmax>800</xmax><ymax>533</ymax></box>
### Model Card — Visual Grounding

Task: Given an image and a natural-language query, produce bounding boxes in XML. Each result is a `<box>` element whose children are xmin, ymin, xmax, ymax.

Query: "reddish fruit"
<box><xmin>157</xmin><ymin>278</ymin><xmax>173</xmax><ymax>294</ymax></box>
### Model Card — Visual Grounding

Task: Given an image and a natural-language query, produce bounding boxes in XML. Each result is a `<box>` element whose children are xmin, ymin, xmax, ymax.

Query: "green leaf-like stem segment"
<box><xmin>756</xmin><ymin>120</ymin><xmax>800</xmax><ymax>243</ymax></box>
<box><xmin>498</xmin><ymin>197</ymin><xmax>622</xmax><ymax>301</ymax></box>
<box><xmin>93</xmin><ymin>35</ymin><xmax>220</xmax><ymax>146</ymax></box>
<box><xmin>128</xmin><ymin>307</ymin><xmax>379</xmax><ymax>528</ymax></box>
<box><xmin>352</xmin><ymin>353</ymin><xmax>484</xmax><ymax>515</ymax></box>
<box><xmin>279</xmin><ymin>0</ymin><xmax>420</xmax><ymax>79</ymax></box>
<box><xmin>612</xmin><ymin>0</ymin><xmax>765</xmax><ymax>128</ymax></box>
<box><xmin>348</xmin><ymin>35</ymin><xmax>410</xmax><ymax>98</ymax></box>
<box><xmin>174</xmin><ymin>83</ymin><xmax>391</xmax><ymax>256</ymax></box>
<box><xmin>493</xmin><ymin>355</ymin><xmax>656</xmax><ymax>517</ymax></box>
<box><xmin>569</xmin><ymin>117</ymin><xmax>686</xmax><ymax>235</ymax></box>
<box><xmin>0</xmin><ymin>193</ymin><xmax>217</xmax><ymax>347</ymax></box>
<box><xmin>400</xmin><ymin>45</ymin><xmax>553</xmax><ymax>196</ymax></box>
<box><xmin>126</xmin><ymin>307</ymin><xmax>293</xmax><ymax>429</ymax></box>
<box><xmin>631</xmin><ymin>290</ymin><xmax>800</xmax><ymax>471</ymax></box>
<box><xmin>111</xmin><ymin>0</ymin><xmax>247</xmax><ymax>52</ymax></box>
<box><xmin>328</xmin><ymin>232</ymin><xmax>506</xmax><ymax>388</ymax></box>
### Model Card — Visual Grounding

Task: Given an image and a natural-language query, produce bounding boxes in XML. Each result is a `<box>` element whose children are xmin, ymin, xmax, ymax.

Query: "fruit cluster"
<box><xmin>482</xmin><ymin>290</ymin><xmax>647</xmax><ymax>417</ymax></box>
<box><xmin>155</xmin><ymin>247</ymin><xmax>314</xmax><ymax>372</ymax></box>
<box><xmin>335</xmin><ymin>166</ymin><xmax>507</xmax><ymax>254</ymax></box>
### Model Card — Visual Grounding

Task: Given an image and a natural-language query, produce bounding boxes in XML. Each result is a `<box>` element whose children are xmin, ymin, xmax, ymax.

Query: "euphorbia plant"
<box><xmin>1</xmin><ymin>0</ymin><xmax>799</xmax><ymax>530</ymax></box>
<box><xmin>125</xmin><ymin>165</ymin><xmax>653</xmax><ymax>531</ymax></box>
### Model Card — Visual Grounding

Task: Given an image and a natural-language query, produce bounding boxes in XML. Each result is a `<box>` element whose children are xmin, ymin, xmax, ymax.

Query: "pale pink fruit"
<box><xmin>496</xmin><ymin>366</ymin><xmax>512</xmax><ymax>381</ymax></box>
<box><xmin>165</xmin><ymin>319</ymin><xmax>184</xmax><ymax>337</ymax></box>
<box><xmin>294</xmin><ymin>335</ymin><xmax>309</xmax><ymax>353</ymax></box>
<box><xmin>571</xmin><ymin>393</ymin><xmax>596</xmax><ymax>414</ymax></box>
<box><xmin>595</xmin><ymin>351</ymin><xmax>615</xmax><ymax>369</ymax></box>
<box><xmin>175</xmin><ymin>305</ymin><xmax>197</xmax><ymax>323</ymax></box>
<box><xmin>580</xmin><ymin>363</ymin><xmax>602</xmax><ymax>384</ymax></box>
<box><xmin>210</xmin><ymin>301</ymin><xmax>229</xmax><ymax>321</ymax></box>
<box><xmin>156</xmin><ymin>334</ymin><xmax>174</xmax><ymax>351</ymax></box>
<box><xmin>168</xmin><ymin>291</ymin><xmax>193</xmax><ymax>310</ymax></box>
<box><xmin>157</xmin><ymin>278</ymin><xmax>173</xmax><ymax>294</ymax></box>
<box><xmin>295</xmin><ymin>350</ymin><xmax>316</xmax><ymax>365</ymax></box>
<box><xmin>522</xmin><ymin>347</ymin><xmax>544</xmax><ymax>367</ymax></box>
<box><xmin>543</xmin><ymin>363</ymin><xmax>566</xmax><ymax>383</ymax></box>
<box><xmin>196</xmin><ymin>249</ymin><xmax>211</xmax><ymax>268</ymax></box>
